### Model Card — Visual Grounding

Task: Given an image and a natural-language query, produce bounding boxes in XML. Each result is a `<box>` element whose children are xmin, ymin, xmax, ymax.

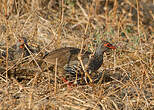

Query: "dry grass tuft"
<box><xmin>0</xmin><ymin>0</ymin><xmax>153</xmax><ymax>110</ymax></box>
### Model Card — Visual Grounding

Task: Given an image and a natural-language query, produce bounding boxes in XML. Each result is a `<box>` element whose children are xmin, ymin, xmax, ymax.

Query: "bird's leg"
<box><xmin>58</xmin><ymin>67</ymin><xmax>74</xmax><ymax>87</ymax></box>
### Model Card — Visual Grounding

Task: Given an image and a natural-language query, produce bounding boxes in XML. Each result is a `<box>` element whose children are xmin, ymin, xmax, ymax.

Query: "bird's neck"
<box><xmin>86</xmin><ymin>50</ymin><xmax>105</xmax><ymax>73</ymax></box>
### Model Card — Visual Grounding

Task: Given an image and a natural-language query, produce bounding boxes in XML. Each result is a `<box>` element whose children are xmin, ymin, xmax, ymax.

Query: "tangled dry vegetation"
<box><xmin>0</xmin><ymin>0</ymin><xmax>153</xmax><ymax>110</ymax></box>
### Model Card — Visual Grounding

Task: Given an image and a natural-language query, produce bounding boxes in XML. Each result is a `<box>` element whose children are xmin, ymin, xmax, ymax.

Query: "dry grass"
<box><xmin>0</xmin><ymin>0</ymin><xmax>153</xmax><ymax>110</ymax></box>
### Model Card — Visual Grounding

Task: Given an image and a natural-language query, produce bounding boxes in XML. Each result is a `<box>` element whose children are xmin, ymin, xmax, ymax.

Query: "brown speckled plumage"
<box><xmin>43</xmin><ymin>40</ymin><xmax>116</xmax><ymax>79</ymax></box>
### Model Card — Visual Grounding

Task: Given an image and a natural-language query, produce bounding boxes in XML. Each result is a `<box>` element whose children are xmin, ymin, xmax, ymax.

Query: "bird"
<box><xmin>0</xmin><ymin>37</ymin><xmax>30</xmax><ymax>79</ymax></box>
<box><xmin>43</xmin><ymin>40</ymin><xmax>116</xmax><ymax>84</ymax></box>
<box><xmin>0</xmin><ymin>37</ymin><xmax>41</xmax><ymax>82</ymax></box>
<box><xmin>0</xmin><ymin>37</ymin><xmax>30</xmax><ymax>61</ymax></box>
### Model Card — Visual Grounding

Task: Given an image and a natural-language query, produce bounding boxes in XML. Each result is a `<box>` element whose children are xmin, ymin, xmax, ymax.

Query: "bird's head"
<box><xmin>95</xmin><ymin>40</ymin><xmax>116</xmax><ymax>55</ymax></box>
<box><xmin>16</xmin><ymin>37</ymin><xmax>27</xmax><ymax>52</ymax></box>
<box><xmin>18</xmin><ymin>37</ymin><xmax>27</xmax><ymax>48</ymax></box>
<box><xmin>16</xmin><ymin>37</ymin><xmax>27</xmax><ymax>48</ymax></box>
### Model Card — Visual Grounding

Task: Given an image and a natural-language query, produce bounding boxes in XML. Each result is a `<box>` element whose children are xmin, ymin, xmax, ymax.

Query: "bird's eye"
<box><xmin>104</xmin><ymin>43</ymin><xmax>111</xmax><ymax>47</ymax></box>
